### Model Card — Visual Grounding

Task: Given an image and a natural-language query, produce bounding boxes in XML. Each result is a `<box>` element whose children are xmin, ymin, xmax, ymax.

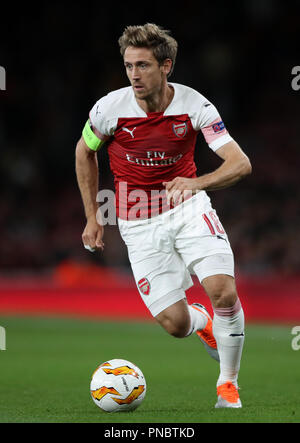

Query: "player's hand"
<box><xmin>162</xmin><ymin>177</ymin><xmax>199</xmax><ymax>206</ymax></box>
<box><xmin>82</xmin><ymin>216</ymin><xmax>104</xmax><ymax>252</ymax></box>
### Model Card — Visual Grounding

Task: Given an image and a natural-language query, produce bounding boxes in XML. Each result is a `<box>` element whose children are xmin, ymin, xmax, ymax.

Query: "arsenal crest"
<box><xmin>138</xmin><ymin>278</ymin><xmax>150</xmax><ymax>296</ymax></box>
<box><xmin>173</xmin><ymin>122</ymin><xmax>188</xmax><ymax>138</ymax></box>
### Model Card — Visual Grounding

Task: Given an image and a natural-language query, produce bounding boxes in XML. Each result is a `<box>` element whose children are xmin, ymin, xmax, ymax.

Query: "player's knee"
<box><xmin>204</xmin><ymin>276</ymin><xmax>238</xmax><ymax>309</ymax></box>
<box><xmin>212</xmin><ymin>286</ymin><xmax>237</xmax><ymax>309</ymax></box>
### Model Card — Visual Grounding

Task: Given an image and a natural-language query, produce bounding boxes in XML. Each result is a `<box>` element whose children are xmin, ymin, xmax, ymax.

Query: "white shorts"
<box><xmin>118</xmin><ymin>192</ymin><xmax>234</xmax><ymax>317</ymax></box>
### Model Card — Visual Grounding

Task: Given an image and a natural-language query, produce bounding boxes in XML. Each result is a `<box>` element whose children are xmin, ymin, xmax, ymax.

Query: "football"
<box><xmin>90</xmin><ymin>358</ymin><xmax>146</xmax><ymax>412</ymax></box>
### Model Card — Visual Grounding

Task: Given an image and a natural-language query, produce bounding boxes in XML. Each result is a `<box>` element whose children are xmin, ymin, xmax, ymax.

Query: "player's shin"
<box><xmin>212</xmin><ymin>298</ymin><xmax>245</xmax><ymax>387</ymax></box>
<box><xmin>186</xmin><ymin>305</ymin><xmax>208</xmax><ymax>336</ymax></box>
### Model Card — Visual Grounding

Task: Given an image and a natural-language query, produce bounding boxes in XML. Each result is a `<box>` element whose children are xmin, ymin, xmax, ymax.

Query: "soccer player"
<box><xmin>75</xmin><ymin>23</ymin><xmax>252</xmax><ymax>408</ymax></box>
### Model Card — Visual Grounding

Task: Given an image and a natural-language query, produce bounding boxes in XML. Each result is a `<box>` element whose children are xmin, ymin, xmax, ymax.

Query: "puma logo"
<box><xmin>122</xmin><ymin>127</ymin><xmax>137</xmax><ymax>138</ymax></box>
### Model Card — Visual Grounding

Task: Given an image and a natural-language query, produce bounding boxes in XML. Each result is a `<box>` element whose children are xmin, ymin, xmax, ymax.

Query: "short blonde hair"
<box><xmin>118</xmin><ymin>23</ymin><xmax>178</xmax><ymax>77</ymax></box>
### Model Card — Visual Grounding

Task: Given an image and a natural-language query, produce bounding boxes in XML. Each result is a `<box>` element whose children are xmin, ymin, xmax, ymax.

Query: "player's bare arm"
<box><xmin>75</xmin><ymin>136</ymin><xmax>104</xmax><ymax>251</ymax></box>
<box><xmin>163</xmin><ymin>140</ymin><xmax>251</xmax><ymax>204</ymax></box>
<box><xmin>197</xmin><ymin>140</ymin><xmax>252</xmax><ymax>190</ymax></box>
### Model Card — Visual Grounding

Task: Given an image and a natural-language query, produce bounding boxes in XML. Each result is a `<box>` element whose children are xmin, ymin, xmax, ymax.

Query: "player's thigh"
<box><xmin>174</xmin><ymin>207</ymin><xmax>237</xmax><ymax>308</ymax></box>
<box><xmin>130</xmin><ymin>250</ymin><xmax>192</xmax><ymax>317</ymax></box>
<box><xmin>175</xmin><ymin>206</ymin><xmax>234</xmax><ymax>273</ymax></box>
<box><xmin>118</xmin><ymin>220</ymin><xmax>193</xmax><ymax>317</ymax></box>
<box><xmin>192</xmin><ymin>253</ymin><xmax>237</xmax><ymax>308</ymax></box>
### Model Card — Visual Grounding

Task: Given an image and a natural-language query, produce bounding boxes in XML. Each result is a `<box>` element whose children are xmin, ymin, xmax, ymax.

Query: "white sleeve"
<box><xmin>191</xmin><ymin>94</ymin><xmax>233</xmax><ymax>151</ymax></box>
<box><xmin>89</xmin><ymin>96</ymin><xmax>116</xmax><ymax>137</ymax></box>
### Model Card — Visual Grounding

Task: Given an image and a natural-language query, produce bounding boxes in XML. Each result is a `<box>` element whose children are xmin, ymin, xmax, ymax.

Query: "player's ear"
<box><xmin>161</xmin><ymin>58</ymin><xmax>173</xmax><ymax>77</ymax></box>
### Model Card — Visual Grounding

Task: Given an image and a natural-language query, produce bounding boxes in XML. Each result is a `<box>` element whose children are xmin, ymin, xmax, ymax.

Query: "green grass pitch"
<box><xmin>0</xmin><ymin>316</ymin><xmax>299</xmax><ymax>423</ymax></box>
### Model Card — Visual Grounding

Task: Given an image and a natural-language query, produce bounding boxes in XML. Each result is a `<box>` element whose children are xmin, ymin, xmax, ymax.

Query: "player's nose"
<box><xmin>132</xmin><ymin>66</ymin><xmax>140</xmax><ymax>79</ymax></box>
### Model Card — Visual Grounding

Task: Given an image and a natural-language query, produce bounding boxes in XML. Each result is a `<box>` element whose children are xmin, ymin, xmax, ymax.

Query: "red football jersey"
<box><xmin>89</xmin><ymin>83</ymin><xmax>232</xmax><ymax>220</ymax></box>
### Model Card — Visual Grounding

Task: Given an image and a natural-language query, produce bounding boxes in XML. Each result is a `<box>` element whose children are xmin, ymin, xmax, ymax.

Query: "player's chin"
<box><xmin>133</xmin><ymin>87</ymin><xmax>148</xmax><ymax>98</ymax></box>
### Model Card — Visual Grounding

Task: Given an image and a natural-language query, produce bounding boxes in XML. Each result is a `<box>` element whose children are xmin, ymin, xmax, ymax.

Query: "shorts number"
<box><xmin>203</xmin><ymin>211</ymin><xmax>225</xmax><ymax>235</ymax></box>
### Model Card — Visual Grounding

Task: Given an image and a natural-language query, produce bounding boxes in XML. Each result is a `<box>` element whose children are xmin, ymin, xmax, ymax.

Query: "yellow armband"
<box><xmin>82</xmin><ymin>120</ymin><xmax>105</xmax><ymax>151</ymax></box>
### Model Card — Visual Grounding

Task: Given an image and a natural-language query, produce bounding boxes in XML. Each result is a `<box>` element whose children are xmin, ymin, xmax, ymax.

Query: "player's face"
<box><xmin>124</xmin><ymin>46</ymin><xmax>170</xmax><ymax>100</ymax></box>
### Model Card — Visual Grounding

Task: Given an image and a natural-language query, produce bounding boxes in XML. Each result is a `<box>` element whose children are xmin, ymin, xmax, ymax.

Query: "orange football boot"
<box><xmin>215</xmin><ymin>381</ymin><xmax>242</xmax><ymax>408</ymax></box>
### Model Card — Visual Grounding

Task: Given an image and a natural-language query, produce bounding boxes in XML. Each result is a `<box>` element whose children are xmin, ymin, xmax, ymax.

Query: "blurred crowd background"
<box><xmin>0</xmin><ymin>0</ymin><xmax>299</xmax><ymax>278</ymax></box>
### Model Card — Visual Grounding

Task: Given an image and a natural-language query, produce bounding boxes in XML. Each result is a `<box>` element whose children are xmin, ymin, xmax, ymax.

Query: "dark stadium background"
<box><xmin>0</xmin><ymin>1</ymin><xmax>299</xmax><ymax>322</ymax></box>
